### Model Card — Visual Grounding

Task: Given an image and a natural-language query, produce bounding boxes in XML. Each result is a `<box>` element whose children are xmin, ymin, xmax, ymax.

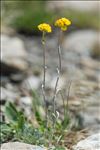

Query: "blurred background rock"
<box><xmin>1</xmin><ymin>0</ymin><xmax>100</xmax><ymax>135</ymax></box>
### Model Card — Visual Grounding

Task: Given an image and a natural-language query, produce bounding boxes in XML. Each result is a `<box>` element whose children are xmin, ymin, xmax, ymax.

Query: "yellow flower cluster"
<box><xmin>38</xmin><ymin>18</ymin><xmax>71</xmax><ymax>32</ymax></box>
<box><xmin>55</xmin><ymin>18</ymin><xmax>71</xmax><ymax>31</ymax></box>
<box><xmin>38</xmin><ymin>23</ymin><xmax>52</xmax><ymax>33</ymax></box>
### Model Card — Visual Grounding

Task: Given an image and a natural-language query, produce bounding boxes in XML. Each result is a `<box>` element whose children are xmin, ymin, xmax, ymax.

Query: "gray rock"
<box><xmin>73</xmin><ymin>133</ymin><xmax>100</xmax><ymax>150</ymax></box>
<box><xmin>70</xmin><ymin>79</ymin><xmax>100</xmax><ymax>133</ymax></box>
<box><xmin>18</xmin><ymin>96</ymin><xmax>32</xmax><ymax>118</ymax></box>
<box><xmin>80</xmin><ymin>57</ymin><xmax>100</xmax><ymax>71</ymax></box>
<box><xmin>63</xmin><ymin>30</ymin><xmax>98</xmax><ymax>57</ymax></box>
<box><xmin>1</xmin><ymin>34</ymin><xmax>28</xmax><ymax>74</ymax></box>
<box><xmin>20</xmin><ymin>96</ymin><xmax>32</xmax><ymax>106</ymax></box>
<box><xmin>1</xmin><ymin>142</ymin><xmax>46</xmax><ymax>150</ymax></box>
<box><xmin>10</xmin><ymin>74</ymin><xmax>24</xmax><ymax>83</ymax></box>
<box><xmin>1</xmin><ymin>87</ymin><xmax>19</xmax><ymax>102</ymax></box>
<box><xmin>1</xmin><ymin>25</ymin><xmax>16</xmax><ymax>36</ymax></box>
<box><xmin>83</xmin><ymin>68</ymin><xmax>99</xmax><ymax>81</ymax></box>
<box><xmin>1</xmin><ymin>34</ymin><xmax>27</xmax><ymax>58</ymax></box>
<box><xmin>50</xmin><ymin>75</ymin><xmax>66</xmax><ymax>90</ymax></box>
<box><xmin>23</xmin><ymin>76</ymin><xmax>41</xmax><ymax>90</ymax></box>
<box><xmin>1</xmin><ymin>76</ymin><xmax>9</xmax><ymax>86</ymax></box>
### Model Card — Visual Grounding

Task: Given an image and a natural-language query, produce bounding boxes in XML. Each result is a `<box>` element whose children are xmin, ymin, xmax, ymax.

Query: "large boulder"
<box><xmin>73</xmin><ymin>133</ymin><xmax>100</xmax><ymax>150</ymax></box>
<box><xmin>1</xmin><ymin>142</ymin><xmax>46</xmax><ymax>150</ymax></box>
<box><xmin>63</xmin><ymin>30</ymin><xmax>98</xmax><ymax>56</ymax></box>
<box><xmin>1</xmin><ymin>34</ymin><xmax>28</xmax><ymax>75</ymax></box>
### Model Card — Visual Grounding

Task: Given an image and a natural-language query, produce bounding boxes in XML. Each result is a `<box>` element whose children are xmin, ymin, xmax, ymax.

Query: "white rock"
<box><xmin>63</xmin><ymin>30</ymin><xmax>98</xmax><ymax>56</ymax></box>
<box><xmin>1</xmin><ymin>34</ymin><xmax>28</xmax><ymax>71</ymax></box>
<box><xmin>50</xmin><ymin>75</ymin><xmax>66</xmax><ymax>90</ymax></box>
<box><xmin>20</xmin><ymin>96</ymin><xmax>32</xmax><ymax>105</ymax></box>
<box><xmin>73</xmin><ymin>133</ymin><xmax>100</xmax><ymax>150</ymax></box>
<box><xmin>1</xmin><ymin>87</ymin><xmax>19</xmax><ymax>101</ymax></box>
<box><xmin>1</xmin><ymin>34</ymin><xmax>27</xmax><ymax>58</ymax></box>
<box><xmin>23</xmin><ymin>76</ymin><xmax>41</xmax><ymax>90</ymax></box>
<box><xmin>1</xmin><ymin>142</ymin><xmax>46</xmax><ymax>150</ymax></box>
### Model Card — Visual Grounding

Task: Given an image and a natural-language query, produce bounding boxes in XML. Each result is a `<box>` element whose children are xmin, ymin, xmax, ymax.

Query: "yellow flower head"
<box><xmin>38</xmin><ymin>23</ymin><xmax>52</xmax><ymax>33</ymax></box>
<box><xmin>55</xmin><ymin>18</ymin><xmax>71</xmax><ymax>31</ymax></box>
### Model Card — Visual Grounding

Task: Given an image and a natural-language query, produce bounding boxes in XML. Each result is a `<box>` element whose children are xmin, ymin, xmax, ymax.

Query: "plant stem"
<box><xmin>58</xmin><ymin>30</ymin><xmax>62</xmax><ymax>72</ymax></box>
<box><xmin>52</xmin><ymin>30</ymin><xmax>62</xmax><ymax>124</ymax></box>
<box><xmin>52</xmin><ymin>68</ymin><xmax>60</xmax><ymax>116</ymax></box>
<box><xmin>41</xmin><ymin>31</ymin><xmax>48</xmax><ymax>125</ymax></box>
<box><xmin>42</xmin><ymin>31</ymin><xmax>46</xmax><ymax>91</ymax></box>
<box><xmin>58</xmin><ymin>45</ymin><xmax>61</xmax><ymax>73</ymax></box>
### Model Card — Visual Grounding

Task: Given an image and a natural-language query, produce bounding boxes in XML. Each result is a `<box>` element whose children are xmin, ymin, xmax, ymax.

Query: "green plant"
<box><xmin>0</xmin><ymin>100</ymin><xmax>67</xmax><ymax>147</ymax></box>
<box><xmin>1</xmin><ymin>18</ymin><xmax>73</xmax><ymax>149</ymax></box>
<box><xmin>33</xmin><ymin>19</ymin><xmax>72</xmax><ymax>146</ymax></box>
<box><xmin>1</xmin><ymin>101</ymin><xmax>44</xmax><ymax>145</ymax></box>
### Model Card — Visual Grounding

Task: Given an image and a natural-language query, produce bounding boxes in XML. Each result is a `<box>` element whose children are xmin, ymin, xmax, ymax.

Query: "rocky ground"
<box><xmin>1</xmin><ymin>134</ymin><xmax>100</xmax><ymax>150</ymax></box>
<box><xmin>1</xmin><ymin>29</ymin><xmax>100</xmax><ymax>127</ymax></box>
<box><xmin>1</xmin><ymin>27</ymin><xmax>100</xmax><ymax>149</ymax></box>
<box><xmin>1</xmin><ymin>1</ymin><xmax>100</xmax><ymax>149</ymax></box>
<box><xmin>0</xmin><ymin>5</ymin><xmax>100</xmax><ymax>147</ymax></box>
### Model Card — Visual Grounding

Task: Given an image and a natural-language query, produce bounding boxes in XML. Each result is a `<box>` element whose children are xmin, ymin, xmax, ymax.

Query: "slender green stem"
<box><xmin>41</xmin><ymin>31</ymin><xmax>48</xmax><ymax>125</ymax></box>
<box><xmin>58</xmin><ymin>30</ymin><xmax>62</xmax><ymax>72</ymax></box>
<box><xmin>58</xmin><ymin>45</ymin><xmax>61</xmax><ymax>73</ymax></box>
<box><xmin>42</xmin><ymin>31</ymin><xmax>46</xmax><ymax>90</ymax></box>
